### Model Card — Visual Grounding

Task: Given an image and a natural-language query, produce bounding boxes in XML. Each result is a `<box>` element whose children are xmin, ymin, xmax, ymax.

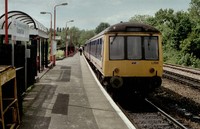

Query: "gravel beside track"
<box><xmin>162</xmin><ymin>78</ymin><xmax>200</xmax><ymax>105</ymax></box>
<box><xmin>149</xmin><ymin>78</ymin><xmax>200</xmax><ymax>129</ymax></box>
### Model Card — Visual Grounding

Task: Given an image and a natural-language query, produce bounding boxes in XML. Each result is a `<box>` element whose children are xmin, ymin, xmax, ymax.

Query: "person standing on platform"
<box><xmin>79</xmin><ymin>47</ymin><xmax>83</xmax><ymax>55</ymax></box>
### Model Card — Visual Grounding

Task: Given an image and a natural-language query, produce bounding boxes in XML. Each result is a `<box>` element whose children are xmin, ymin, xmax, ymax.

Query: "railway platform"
<box><xmin>20</xmin><ymin>53</ymin><xmax>133</xmax><ymax>129</ymax></box>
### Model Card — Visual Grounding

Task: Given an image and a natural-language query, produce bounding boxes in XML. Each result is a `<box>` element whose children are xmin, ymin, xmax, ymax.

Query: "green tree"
<box><xmin>129</xmin><ymin>15</ymin><xmax>152</xmax><ymax>24</ymax></box>
<box><xmin>181</xmin><ymin>27</ymin><xmax>200</xmax><ymax>58</ymax></box>
<box><xmin>149</xmin><ymin>9</ymin><xmax>175</xmax><ymax>46</ymax></box>
<box><xmin>95</xmin><ymin>22</ymin><xmax>110</xmax><ymax>34</ymax></box>
<box><xmin>188</xmin><ymin>0</ymin><xmax>200</xmax><ymax>24</ymax></box>
<box><xmin>153</xmin><ymin>9</ymin><xmax>174</xmax><ymax>26</ymax></box>
<box><xmin>68</xmin><ymin>27</ymin><xmax>81</xmax><ymax>46</ymax></box>
<box><xmin>185</xmin><ymin>0</ymin><xmax>200</xmax><ymax>58</ymax></box>
<box><xmin>78</xmin><ymin>30</ymin><xmax>95</xmax><ymax>45</ymax></box>
<box><xmin>171</xmin><ymin>11</ymin><xmax>192</xmax><ymax>50</ymax></box>
<box><xmin>57</xmin><ymin>27</ymin><xmax>61</xmax><ymax>32</ymax></box>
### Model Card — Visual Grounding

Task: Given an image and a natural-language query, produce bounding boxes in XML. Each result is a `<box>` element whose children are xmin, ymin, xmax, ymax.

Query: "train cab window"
<box><xmin>127</xmin><ymin>37</ymin><xmax>142</xmax><ymax>59</ymax></box>
<box><xmin>109</xmin><ymin>36</ymin><xmax>124</xmax><ymax>60</ymax></box>
<box><xmin>144</xmin><ymin>37</ymin><xmax>159</xmax><ymax>60</ymax></box>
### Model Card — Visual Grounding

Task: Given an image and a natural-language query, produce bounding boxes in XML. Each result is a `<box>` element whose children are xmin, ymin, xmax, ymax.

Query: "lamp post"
<box><xmin>65</xmin><ymin>20</ymin><xmax>74</xmax><ymax>57</ymax></box>
<box><xmin>40</xmin><ymin>12</ymin><xmax>53</xmax><ymax>63</ymax></box>
<box><xmin>5</xmin><ymin>0</ymin><xmax>8</xmax><ymax>44</ymax></box>
<box><xmin>53</xmin><ymin>2</ymin><xmax>68</xmax><ymax>65</ymax></box>
<box><xmin>54</xmin><ymin>3</ymin><xmax>68</xmax><ymax>39</ymax></box>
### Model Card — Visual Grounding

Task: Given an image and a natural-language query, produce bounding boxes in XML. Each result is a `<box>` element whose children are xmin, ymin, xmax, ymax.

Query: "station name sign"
<box><xmin>11</xmin><ymin>19</ymin><xmax>29</xmax><ymax>41</ymax></box>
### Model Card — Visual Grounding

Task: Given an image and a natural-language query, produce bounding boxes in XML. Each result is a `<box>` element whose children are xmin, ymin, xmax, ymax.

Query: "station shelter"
<box><xmin>0</xmin><ymin>11</ymin><xmax>49</xmax><ymax>99</ymax></box>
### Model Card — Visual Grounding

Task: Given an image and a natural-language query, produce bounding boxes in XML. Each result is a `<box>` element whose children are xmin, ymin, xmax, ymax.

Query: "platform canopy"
<box><xmin>0</xmin><ymin>11</ymin><xmax>48</xmax><ymax>38</ymax></box>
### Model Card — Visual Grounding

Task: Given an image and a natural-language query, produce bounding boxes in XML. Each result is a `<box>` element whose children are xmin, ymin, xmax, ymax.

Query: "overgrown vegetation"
<box><xmin>129</xmin><ymin>0</ymin><xmax>200</xmax><ymax>68</ymax></box>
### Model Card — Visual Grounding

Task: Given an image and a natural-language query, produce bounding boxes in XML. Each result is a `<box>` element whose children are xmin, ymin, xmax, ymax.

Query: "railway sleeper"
<box><xmin>163</xmin><ymin>72</ymin><xmax>200</xmax><ymax>89</ymax></box>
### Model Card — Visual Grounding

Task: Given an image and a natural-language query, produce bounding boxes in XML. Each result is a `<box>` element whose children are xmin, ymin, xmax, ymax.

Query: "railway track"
<box><xmin>87</xmin><ymin>58</ymin><xmax>195</xmax><ymax>128</ymax></box>
<box><xmin>164</xmin><ymin>64</ymin><xmax>200</xmax><ymax>75</ymax></box>
<box><xmin>117</xmin><ymin>98</ymin><xmax>188</xmax><ymax>129</ymax></box>
<box><xmin>163</xmin><ymin>64</ymin><xmax>200</xmax><ymax>89</ymax></box>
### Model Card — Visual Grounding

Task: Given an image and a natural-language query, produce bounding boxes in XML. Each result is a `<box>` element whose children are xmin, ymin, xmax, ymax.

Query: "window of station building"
<box><xmin>127</xmin><ymin>36</ymin><xmax>142</xmax><ymax>60</ymax></box>
<box><xmin>144</xmin><ymin>36</ymin><xmax>159</xmax><ymax>60</ymax></box>
<box><xmin>109</xmin><ymin>36</ymin><xmax>124</xmax><ymax>60</ymax></box>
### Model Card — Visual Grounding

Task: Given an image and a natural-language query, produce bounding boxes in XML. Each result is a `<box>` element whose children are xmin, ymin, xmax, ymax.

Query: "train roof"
<box><xmin>86</xmin><ymin>22</ymin><xmax>160</xmax><ymax>43</ymax></box>
<box><xmin>105</xmin><ymin>22</ymin><xmax>160</xmax><ymax>33</ymax></box>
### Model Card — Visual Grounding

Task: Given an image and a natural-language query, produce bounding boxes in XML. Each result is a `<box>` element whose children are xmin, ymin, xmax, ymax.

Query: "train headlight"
<box><xmin>114</xmin><ymin>68</ymin><xmax>119</xmax><ymax>73</ymax></box>
<box><xmin>149</xmin><ymin>68</ymin><xmax>155</xmax><ymax>73</ymax></box>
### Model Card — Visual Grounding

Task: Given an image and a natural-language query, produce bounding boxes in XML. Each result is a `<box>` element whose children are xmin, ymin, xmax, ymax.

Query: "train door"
<box><xmin>101</xmin><ymin>37</ymin><xmax>104</xmax><ymax>68</ymax></box>
<box><xmin>89</xmin><ymin>42</ymin><xmax>91</xmax><ymax>60</ymax></box>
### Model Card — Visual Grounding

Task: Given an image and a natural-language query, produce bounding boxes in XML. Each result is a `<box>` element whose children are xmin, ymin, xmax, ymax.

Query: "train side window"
<box><xmin>127</xmin><ymin>37</ymin><xmax>142</xmax><ymax>59</ymax></box>
<box><xmin>97</xmin><ymin>39</ymin><xmax>102</xmax><ymax>60</ymax></box>
<box><xmin>144</xmin><ymin>37</ymin><xmax>159</xmax><ymax>60</ymax></box>
<box><xmin>101</xmin><ymin>39</ymin><xmax>104</xmax><ymax>60</ymax></box>
<box><xmin>95</xmin><ymin>40</ymin><xmax>98</xmax><ymax>57</ymax></box>
<box><xmin>92</xmin><ymin>41</ymin><xmax>95</xmax><ymax>56</ymax></box>
<box><xmin>109</xmin><ymin>36</ymin><xmax>124</xmax><ymax>60</ymax></box>
<box><xmin>89</xmin><ymin>42</ymin><xmax>91</xmax><ymax>54</ymax></box>
<box><xmin>96</xmin><ymin>39</ymin><xmax>100</xmax><ymax>59</ymax></box>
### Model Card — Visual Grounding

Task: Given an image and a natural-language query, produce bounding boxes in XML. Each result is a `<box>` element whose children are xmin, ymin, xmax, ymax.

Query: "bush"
<box><xmin>56</xmin><ymin>50</ymin><xmax>65</xmax><ymax>59</ymax></box>
<box><xmin>178</xmin><ymin>53</ymin><xmax>200</xmax><ymax>68</ymax></box>
<box><xmin>163</xmin><ymin>46</ymin><xmax>200</xmax><ymax>68</ymax></box>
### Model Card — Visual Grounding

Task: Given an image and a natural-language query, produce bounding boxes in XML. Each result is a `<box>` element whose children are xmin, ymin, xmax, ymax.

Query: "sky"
<box><xmin>0</xmin><ymin>0</ymin><xmax>191</xmax><ymax>30</ymax></box>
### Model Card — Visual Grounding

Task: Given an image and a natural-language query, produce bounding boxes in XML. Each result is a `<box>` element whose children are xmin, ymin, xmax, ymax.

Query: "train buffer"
<box><xmin>20</xmin><ymin>53</ymin><xmax>134</xmax><ymax>129</ymax></box>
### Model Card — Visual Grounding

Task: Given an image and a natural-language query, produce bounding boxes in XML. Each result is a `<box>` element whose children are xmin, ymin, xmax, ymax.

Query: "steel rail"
<box><xmin>164</xmin><ymin>64</ymin><xmax>200</xmax><ymax>75</ymax></box>
<box><xmin>145</xmin><ymin>98</ymin><xmax>188</xmax><ymax>129</ymax></box>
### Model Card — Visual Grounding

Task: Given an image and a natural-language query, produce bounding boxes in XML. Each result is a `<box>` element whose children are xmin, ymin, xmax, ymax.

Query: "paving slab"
<box><xmin>20</xmin><ymin>53</ymin><xmax>129</xmax><ymax>129</ymax></box>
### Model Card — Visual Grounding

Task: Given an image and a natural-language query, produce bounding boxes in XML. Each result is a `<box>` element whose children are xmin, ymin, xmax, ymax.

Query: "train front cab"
<box><xmin>102</xmin><ymin>32</ymin><xmax>163</xmax><ymax>95</ymax></box>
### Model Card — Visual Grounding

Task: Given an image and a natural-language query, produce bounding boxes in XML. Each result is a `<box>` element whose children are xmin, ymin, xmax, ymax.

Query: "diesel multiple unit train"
<box><xmin>84</xmin><ymin>22</ymin><xmax>163</xmax><ymax>96</ymax></box>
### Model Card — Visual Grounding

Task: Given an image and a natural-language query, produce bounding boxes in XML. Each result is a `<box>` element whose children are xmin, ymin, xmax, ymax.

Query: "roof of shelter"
<box><xmin>0</xmin><ymin>10</ymin><xmax>47</xmax><ymax>33</ymax></box>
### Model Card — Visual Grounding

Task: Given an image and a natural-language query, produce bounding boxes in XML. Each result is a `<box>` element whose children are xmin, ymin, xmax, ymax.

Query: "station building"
<box><xmin>0</xmin><ymin>11</ymin><xmax>49</xmax><ymax>97</ymax></box>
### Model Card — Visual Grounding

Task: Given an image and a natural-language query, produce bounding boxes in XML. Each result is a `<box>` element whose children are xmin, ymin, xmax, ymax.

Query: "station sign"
<box><xmin>11</xmin><ymin>19</ymin><xmax>29</xmax><ymax>41</ymax></box>
<box><xmin>52</xmin><ymin>40</ymin><xmax>57</xmax><ymax>55</ymax></box>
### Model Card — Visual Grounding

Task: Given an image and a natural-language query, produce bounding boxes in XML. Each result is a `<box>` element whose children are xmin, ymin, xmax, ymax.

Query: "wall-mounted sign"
<box><xmin>11</xmin><ymin>19</ymin><xmax>29</xmax><ymax>41</ymax></box>
<box><xmin>26</xmin><ymin>49</ymin><xmax>31</xmax><ymax>58</ymax></box>
<box><xmin>52</xmin><ymin>40</ymin><xmax>57</xmax><ymax>55</ymax></box>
